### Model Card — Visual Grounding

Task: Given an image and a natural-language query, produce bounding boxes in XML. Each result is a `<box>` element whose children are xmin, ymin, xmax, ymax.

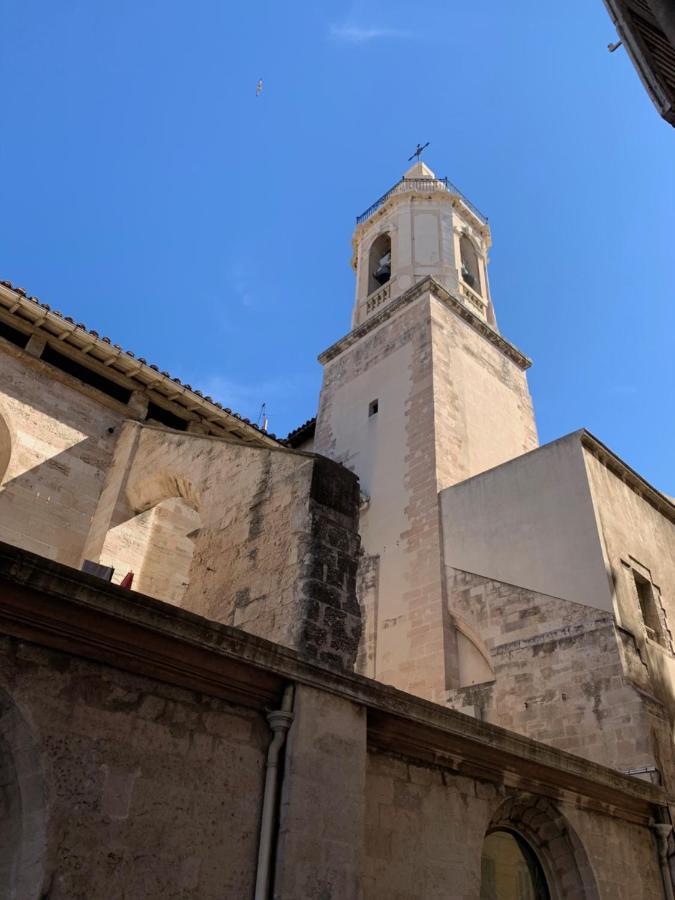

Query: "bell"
<box><xmin>373</xmin><ymin>251</ymin><xmax>391</xmax><ymax>286</ymax></box>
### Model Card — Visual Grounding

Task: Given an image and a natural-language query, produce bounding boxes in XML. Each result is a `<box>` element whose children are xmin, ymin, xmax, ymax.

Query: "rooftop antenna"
<box><xmin>257</xmin><ymin>402</ymin><xmax>268</xmax><ymax>433</ymax></box>
<box><xmin>408</xmin><ymin>142</ymin><xmax>430</xmax><ymax>163</ymax></box>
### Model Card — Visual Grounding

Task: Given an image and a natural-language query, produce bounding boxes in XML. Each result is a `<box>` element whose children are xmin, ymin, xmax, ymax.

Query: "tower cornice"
<box><xmin>318</xmin><ymin>276</ymin><xmax>531</xmax><ymax>370</ymax></box>
<box><xmin>351</xmin><ymin>184</ymin><xmax>491</xmax><ymax>271</ymax></box>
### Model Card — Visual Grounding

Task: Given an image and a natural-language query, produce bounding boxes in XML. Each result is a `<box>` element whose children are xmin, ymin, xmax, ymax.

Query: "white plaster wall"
<box><xmin>440</xmin><ymin>433</ymin><xmax>614</xmax><ymax>611</ymax></box>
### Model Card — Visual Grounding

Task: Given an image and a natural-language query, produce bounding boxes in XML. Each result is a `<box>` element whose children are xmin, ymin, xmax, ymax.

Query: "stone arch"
<box><xmin>459</xmin><ymin>232</ymin><xmax>482</xmax><ymax>295</ymax></box>
<box><xmin>0</xmin><ymin>688</ymin><xmax>47</xmax><ymax>900</ymax></box>
<box><xmin>0</xmin><ymin>407</ymin><xmax>12</xmax><ymax>486</ymax></box>
<box><xmin>368</xmin><ymin>232</ymin><xmax>392</xmax><ymax>294</ymax></box>
<box><xmin>454</xmin><ymin>616</ymin><xmax>495</xmax><ymax>687</ymax></box>
<box><xmin>482</xmin><ymin>795</ymin><xmax>600</xmax><ymax>900</ymax></box>
<box><xmin>125</xmin><ymin>469</ymin><xmax>201</xmax><ymax>516</ymax></box>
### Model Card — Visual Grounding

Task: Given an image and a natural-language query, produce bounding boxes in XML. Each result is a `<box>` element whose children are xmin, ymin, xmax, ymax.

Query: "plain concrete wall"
<box><xmin>440</xmin><ymin>432</ymin><xmax>614</xmax><ymax>612</ymax></box>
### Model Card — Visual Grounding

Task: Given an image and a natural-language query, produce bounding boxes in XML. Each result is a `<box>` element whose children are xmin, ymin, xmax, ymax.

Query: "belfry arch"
<box><xmin>368</xmin><ymin>233</ymin><xmax>391</xmax><ymax>294</ymax></box>
<box><xmin>459</xmin><ymin>233</ymin><xmax>482</xmax><ymax>294</ymax></box>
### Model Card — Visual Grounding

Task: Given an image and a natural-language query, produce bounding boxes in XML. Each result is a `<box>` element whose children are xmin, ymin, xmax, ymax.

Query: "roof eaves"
<box><xmin>0</xmin><ymin>280</ymin><xmax>283</xmax><ymax>448</ymax></box>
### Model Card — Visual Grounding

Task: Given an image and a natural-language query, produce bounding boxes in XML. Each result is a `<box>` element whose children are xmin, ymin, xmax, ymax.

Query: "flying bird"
<box><xmin>256</xmin><ymin>79</ymin><xmax>263</xmax><ymax>97</ymax></box>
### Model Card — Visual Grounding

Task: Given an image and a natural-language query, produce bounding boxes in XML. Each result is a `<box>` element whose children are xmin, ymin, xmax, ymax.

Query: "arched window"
<box><xmin>460</xmin><ymin>234</ymin><xmax>482</xmax><ymax>295</ymax></box>
<box><xmin>480</xmin><ymin>829</ymin><xmax>549</xmax><ymax>900</ymax></box>
<box><xmin>368</xmin><ymin>233</ymin><xmax>391</xmax><ymax>294</ymax></box>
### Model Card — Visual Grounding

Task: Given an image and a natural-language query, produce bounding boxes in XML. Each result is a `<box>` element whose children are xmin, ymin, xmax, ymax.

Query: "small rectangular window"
<box><xmin>634</xmin><ymin>571</ymin><xmax>665</xmax><ymax>645</ymax></box>
<box><xmin>368</xmin><ymin>399</ymin><xmax>378</xmax><ymax>417</ymax></box>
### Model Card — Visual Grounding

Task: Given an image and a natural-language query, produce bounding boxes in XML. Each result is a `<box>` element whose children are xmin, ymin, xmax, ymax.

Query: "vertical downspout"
<box><xmin>254</xmin><ymin>684</ymin><xmax>294</xmax><ymax>900</ymax></box>
<box><xmin>651</xmin><ymin>821</ymin><xmax>674</xmax><ymax>900</ymax></box>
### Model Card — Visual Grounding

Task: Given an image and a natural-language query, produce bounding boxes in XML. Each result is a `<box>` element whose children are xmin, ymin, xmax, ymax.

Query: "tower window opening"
<box><xmin>460</xmin><ymin>234</ymin><xmax>482</xmax><ymax>295</ymax></box>
<box><xmin>634</xmin><ymin>570</ymin><xmax>666</xmax><ymax>646</ymax></box>
<box><xmin>368</xmin><ymin>233</ymin><xmax>391</xmax><ymax>294</ymax></box>
<box><xmin>368</xmin><ymin>399</ymin><xmax>379</xmax><ymax>417</ymax></box>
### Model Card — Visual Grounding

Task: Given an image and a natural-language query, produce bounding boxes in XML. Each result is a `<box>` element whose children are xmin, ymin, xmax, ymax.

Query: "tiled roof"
<box><xmin>0</xmin><ymin>279</ymin><xmax>285</xmax><ymax>446</ymax></box>
<box><xmin>286</xmin><ymin>417</ymin><xmax>316</xmax><ymax>447</ymax></box>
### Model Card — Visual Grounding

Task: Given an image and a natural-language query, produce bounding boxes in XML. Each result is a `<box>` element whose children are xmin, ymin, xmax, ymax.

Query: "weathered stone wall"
<box><xmin>428</xmin><ymin>292</ymin><xmax>537</xmax><ymax>494</ymax></box>
<box><xmin>87</xmin><ymin>423</ymin><xmax>362</xmax><ymax>671</ymax></box>
<box><xmin>316</xmin><ymin>292</ymin><xmax>451</xmax><ymax>698</ymax></box>
<box><xmin>0</xmin><ymin>635</ymin><xmax>268</xmax><ymax>900</ymax></box>
<box><xmin>0</xmin><ymin>545</ymin><xmax>669</xmax><ymax>900</ymax></box>
<box><xmin>444</xmin><ymin>567</ymin><xmax>666</xmax><ymax>778</ymax></box>
<box><xmin>316</xmin><ymin>285</ymin><xmax>537</xmax><ymax>700</ymax></box>
<box><xmin>0</xmin><ymin>341</ymin><xmax>124</xmax><ymax>565</ymax></box>
<box><xmin>363</xmin><ymin>750</ymin><xmax>663</xmax><ymax>900</ymax></box>
<box><xmin>584</xmin><ymin>446</ymin><xmax>675</xmax><ymax>786</ymax></box>
<box><xmin>274</xmin><ymin>685</ymin><xmax>366</xmax><ymax>898</ymax></box>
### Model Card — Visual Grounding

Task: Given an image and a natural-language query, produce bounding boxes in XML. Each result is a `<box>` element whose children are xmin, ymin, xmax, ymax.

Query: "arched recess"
<box><xmin>99</xmin><ymin>472</ymin><xmax>202</xmax><ymax>606</ymax></box>
<box><xmin>0</xmin><ymin>689</ymin><xmax>47</xmax><ymax>900</ymax></box>
<box><xmin>455</xmin><ymin>616</ymin><xmax>495</xmax><ymax>687</ymax></box>
<box><xmin>481</xmin><ymin>795</ymin><xmax>600</xmax><ymax>900</ymax></box>
<box><xmin>368</xmin><ymin>233</ymin><xmax>392</xmax><ymax>294</ymax></box>
<box><xmin>459</xmin><ymin>233</ymin><xmax>482</xmax><ymax>295</ymax></box>
<box><xmin>0</xmin><ymin>411</ymin><xmax>12</xmax><ymax>486</ymax></box>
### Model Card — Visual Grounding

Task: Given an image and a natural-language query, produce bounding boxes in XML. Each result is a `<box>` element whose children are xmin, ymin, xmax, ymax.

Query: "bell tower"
<box><xmin>351</xmin><ymin>161</ymin><xmax>497</xmax><ymax>330</ymax></box>
<box><xmin>314</xmin><ymin>161</ymin><xmax>538</xmax><ymax>702</ymax></box>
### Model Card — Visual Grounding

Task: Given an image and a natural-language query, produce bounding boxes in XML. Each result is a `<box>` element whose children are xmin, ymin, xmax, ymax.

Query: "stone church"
<box><xmin>0</xmin><ymin>161</ymin><xmax>673</xmax><ymax>899</ymax></box>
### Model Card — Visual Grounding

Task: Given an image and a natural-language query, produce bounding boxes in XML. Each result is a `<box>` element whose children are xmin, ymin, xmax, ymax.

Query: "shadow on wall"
<box><xmin>0</xmin><ymin>687</ymin><xmax>47</xmax><ymax>900</ymax></box>
<box><xmin>100</xmin><ymin>496</ymin><xmax>201</xmax><ymax>605</ymax></box>
<box><xmin>0</xmin><ymin>389</ymin><xmax>201</xmax><ymax>603</ymax></box>
<box><xmin>0</xmin><ymin>375</ymin><xmax>121</xmax><ymax>567</ymax></box>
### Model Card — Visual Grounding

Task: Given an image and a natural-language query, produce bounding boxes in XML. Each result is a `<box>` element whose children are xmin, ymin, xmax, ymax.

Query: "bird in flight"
<box><xmin>256</xmin><ymin>79</ymin><xmax>263</xmax><ymax>97</ymax></box>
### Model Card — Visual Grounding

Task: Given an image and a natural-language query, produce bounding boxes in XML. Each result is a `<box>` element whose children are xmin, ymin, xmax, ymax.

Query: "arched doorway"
<box><xmin>480</xmin><ymin>795</ymin><xmax>600</xmax><ymax>900</ymax></box>
<box><xmin>481</xmin><ymin>829</ymin><xmax>549</xmax><ymax>899</ymax></box>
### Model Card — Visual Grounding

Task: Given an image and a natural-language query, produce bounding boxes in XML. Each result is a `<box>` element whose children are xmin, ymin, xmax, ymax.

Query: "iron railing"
<box><xmin>356</xmin><ymin>176</ymin><xmax>488</xmax><ymax>226</ymax></box>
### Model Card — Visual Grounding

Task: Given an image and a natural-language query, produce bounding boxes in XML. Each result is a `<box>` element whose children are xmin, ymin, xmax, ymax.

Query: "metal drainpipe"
<box><xmin>651</xmin><ymin>821</ymin><xmax>675</xmax><ymax>900</ymax></box>
<box><xmin>254</xmin><ymin>684</ymin><xmax>295</xmax><ymax>900</ymax></box>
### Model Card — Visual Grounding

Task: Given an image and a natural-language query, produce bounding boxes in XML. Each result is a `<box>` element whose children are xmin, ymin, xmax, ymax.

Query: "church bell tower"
<box><xmin>314</xmin><ymin>160</ymin><xmax>538</xmax><ymax>702</ymax></box>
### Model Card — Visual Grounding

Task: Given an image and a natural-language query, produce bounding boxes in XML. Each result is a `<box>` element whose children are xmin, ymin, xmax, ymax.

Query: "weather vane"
<box><xmin>408</xmin><ymin>142</ymin><xmax>430</xmax><ymax>163</ymax></box>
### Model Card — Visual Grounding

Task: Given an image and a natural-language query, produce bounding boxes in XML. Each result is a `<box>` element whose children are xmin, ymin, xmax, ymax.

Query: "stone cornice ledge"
<box><xmin>318</xmin><ymin>276</ymin><xmax>532</xmax><ymax>371</ymax></box>
<box><xmin>0</xmin><ymin>542</ymin><xmax>667</xmax><ymax>826</ymax></box>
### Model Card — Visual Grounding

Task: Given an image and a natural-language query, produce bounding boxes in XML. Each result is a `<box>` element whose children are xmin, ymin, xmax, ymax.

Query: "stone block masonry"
<box><xmin>0</xmin><ymin>543</ymin><xmax>668</xmax><ymax>899</ymax></box>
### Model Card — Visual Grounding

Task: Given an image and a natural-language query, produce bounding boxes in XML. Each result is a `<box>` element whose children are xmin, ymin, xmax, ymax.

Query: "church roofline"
<box><xmin>579</xmin><ymin>428</ymin><xmax>675</xmax><ymax>523</ymax></box>
<box><xmin>0</xmin><ymin>279</ymin><xmax>283</xmax><ymax>447</ymax></box>
<box><xmin>317</xmin><ymin>276</ymin><xmax>532</xmax><ymax>371</ymax></box>
<box><xmin>442</xmin><ymin>427</ymin><xmax>674</xmax><ymax>524</ymax></box>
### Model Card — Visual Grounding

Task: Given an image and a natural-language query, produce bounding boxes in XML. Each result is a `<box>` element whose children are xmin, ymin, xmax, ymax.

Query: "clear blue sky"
<box><xmin>1</xmin><ymin>0</ymin><xmax>673</xmax><ymax>493</ymax></box>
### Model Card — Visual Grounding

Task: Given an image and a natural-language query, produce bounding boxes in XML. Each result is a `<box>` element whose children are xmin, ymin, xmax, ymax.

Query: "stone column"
<box><xmin>273</xmin><ymin>684</ymin><xmax>366</xmax><ymax>900</ymax></box>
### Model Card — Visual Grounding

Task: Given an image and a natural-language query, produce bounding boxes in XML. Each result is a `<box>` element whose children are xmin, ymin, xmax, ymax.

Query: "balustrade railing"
<box><xmin>357</xmin><ymin>177</ymin><xmax>487</xmax><ymax>226</ymax></box>
<box><xmin>460</xmin><ymin>281</ymin><xmax>487</xmax><ymax>315</ymax></box>
<box><xmin>365</xmin><ymin>282</ymin><xmax>391</xmax><ymax>315</ymax></box>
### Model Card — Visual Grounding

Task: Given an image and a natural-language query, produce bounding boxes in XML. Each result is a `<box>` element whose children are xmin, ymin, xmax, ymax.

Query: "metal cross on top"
<box><xmin>408</xmin><ymin>142</ymin><xmax>430</xmax><ymax>163</ymax></box>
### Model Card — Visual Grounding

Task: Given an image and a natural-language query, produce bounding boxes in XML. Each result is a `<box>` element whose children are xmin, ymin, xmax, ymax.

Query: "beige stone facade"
<box><xmin>0</xmin><ymin>159</ymin><xmax>673</xmax><ymax>898</ymax></box>
<box><xmin>0</xmin><ymin>544</ymin><xmax>670</xmax><ymax>899</ymax></box>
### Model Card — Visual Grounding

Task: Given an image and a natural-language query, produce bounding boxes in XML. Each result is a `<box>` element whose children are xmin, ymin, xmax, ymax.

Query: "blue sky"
<box><xmin>1</xmin><ymin>0</ymin><xmax>673</xmax><ymax>493</ymax></box>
